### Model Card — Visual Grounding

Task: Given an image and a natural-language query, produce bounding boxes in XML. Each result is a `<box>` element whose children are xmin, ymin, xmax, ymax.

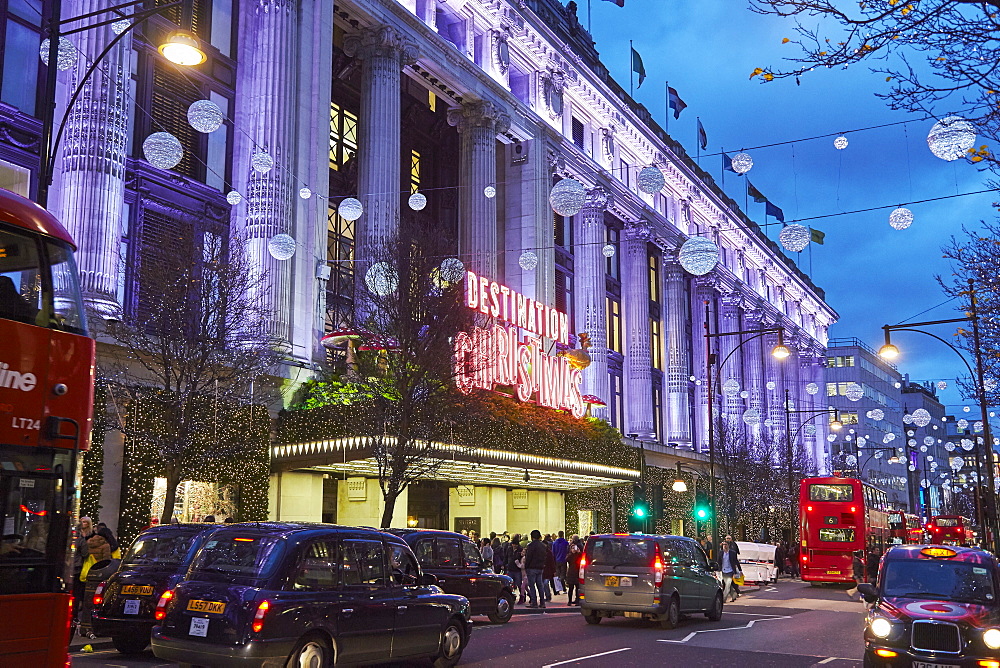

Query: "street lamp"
<box><xmin>37</xmin><ymin>0</ymin><xmax>204</xmax><ymax>206</ymax></box>
<box><xmin>673</xmin><ymin>462</ymin><xmax>710</xmax><ymax>548</ymax></box>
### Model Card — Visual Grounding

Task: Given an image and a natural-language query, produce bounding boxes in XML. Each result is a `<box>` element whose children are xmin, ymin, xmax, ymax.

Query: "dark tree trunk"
<box><xmin>160</xmin><ymin>465</ymin><xmax>182</xmax><ymax>524</ymax></box>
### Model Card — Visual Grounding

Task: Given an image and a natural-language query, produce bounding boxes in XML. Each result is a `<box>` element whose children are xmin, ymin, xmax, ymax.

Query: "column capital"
<box><xmin>345</xmin><ymin>25</ymin><xmax>419</xmax><ymax>67</ymax></box>
<box><xmin>623</xmin><ymin>219</ymin><xmax>651</xmax><ymax>242</ymax></box>
<box><xmin>583</xmin><ymin>187</ymin><xmax>613</xmax><ymax>212</ymax></box>
<box><xmin>447</xmin><ymin>99</ymin><xmax>512</xmax><ymax>135</ymax></box>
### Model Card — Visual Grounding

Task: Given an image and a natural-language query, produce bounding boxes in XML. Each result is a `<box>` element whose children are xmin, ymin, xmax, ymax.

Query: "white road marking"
<box><xmin>541</xmin><ymin>647</ymin><xmax>632</xmax><ymax>667</ymax></box>
<box><xmin>816</xmin><ymin>657</ymin><xmax>838</xmax><ymax>664</ymax></box>
<box><xmin>720</xmin><ymin>611</ymin><xmax>786</xmax><ymax>617</ymax></box>
<box><xmin>657</xmin><ymin>613</ymin><xmax>793</xmax><ymax>643</ymax></box>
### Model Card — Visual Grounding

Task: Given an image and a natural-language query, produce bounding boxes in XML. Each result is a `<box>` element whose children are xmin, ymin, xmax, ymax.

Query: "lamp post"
<box><xmin>672</xmin><ymin>462</ymin><xmax>709</xmax><ymax>547</ymax></box>
<box><xmin>37</xmin><ymin>0</ymin><xmax>205</xmax><ymax>206</ymax></box>
<box><xmin>704</xmin><ymin>302</ymin><xmax>788</xmax><ymax>559</ymax></box>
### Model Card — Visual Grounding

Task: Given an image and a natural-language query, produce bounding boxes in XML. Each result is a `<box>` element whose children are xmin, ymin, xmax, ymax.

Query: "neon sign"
<box><xmin>455</xmin><ymin>271</ymin><xmax>584</xmax><ymax>418</ymax></box>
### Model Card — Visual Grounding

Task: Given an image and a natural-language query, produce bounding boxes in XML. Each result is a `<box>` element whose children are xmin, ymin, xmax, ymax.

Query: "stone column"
<box><xmin>575</xmin><ymin>187</ymin><xmax>612</xmax><ymax>420</ymax></box>
<box><xmin>718</xmin><ymin>293</ymin><xmax>746</xmax><ymax>425</ymax></box>
<box><xmin>447</xmin><ymin>100</ymin><xmax>510</xmax><ymax>278</ymax></box>
<box><xmin>663</xmin><ymin>255</ymin><xmax>692</xmax><ymax>447</ymax></box>
<box><xmin>763</xmin><ymin>318</ymin><xmax>787</xmax><ymax>443</ymax></box>
<box><xmin>622</xmin><ymin>220</ymin><xmax>654</xmax><ymax>439</ymax></box>
<box><xmin>54</xmin><ymin>1</ymin><xmax>131</xmax><ymax>317</ymax></box>
<box><xmin>240</xmin><ymin>0</ymin><xmax>299</xmax><ymax>343</ymax></box>
<box><xmin>344</xmin><ymin>25</ymin><xmax>418</xmax><ymax>267</ymax></box>
<box><xmin>693</xmin><ymin>276</ymin><xmax>719</xmax><ymax>453</ymax></box>
<box><xmin>743</xmin><ymin>306</ymin><xmax>766</xmax><ymax>441</ymax></box>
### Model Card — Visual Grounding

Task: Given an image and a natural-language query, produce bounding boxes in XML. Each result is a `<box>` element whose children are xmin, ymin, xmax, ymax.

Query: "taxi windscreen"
<box><xmin>190</xmin><ymin>535</ymin><xmax>283</xmax><ymax>577</ymax></box>
<box><xmin>883</xmin><ymin>559</ymin><xmax>996</xmax><ymax>603</ymax></box>
<box><xmin>123</xmin><ymin>531</ymin><xmax>200</xmax><ymax>567</ymax></box>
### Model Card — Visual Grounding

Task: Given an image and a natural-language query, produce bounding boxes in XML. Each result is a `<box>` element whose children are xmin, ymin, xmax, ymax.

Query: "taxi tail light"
<box><xmin>652</xmin><ymin>543</ymin><xmax>664</xmax><ymax>587</ymax></box>
<box><xmin>978</xmin><ymin>661</ymin><xmax>1000</xmax><ymax>668</ymax></box>
<box><xmin>252</xmin><ymin>600</ymin><xmax>270</xmax><ymax>633</ymax></box>
<box><xmin>154</xmin><ymin>589</ymin><xmax>174</xmax><ymax>621</ymax></box>
<box><xmin>66</xmin><ymin>596</ymin><xmax>74</xmax><ymax>631</ymax></box>
<box><xmin>92</xmin><ymin>582</ymin><xmax>107</xmax><ymax>607</ymax></box>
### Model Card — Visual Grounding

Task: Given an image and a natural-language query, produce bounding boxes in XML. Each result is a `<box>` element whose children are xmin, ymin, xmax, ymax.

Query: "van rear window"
<box><xmin>586</xmin><ymin>538</ymin><xmax>654</xmax><ymax>567</ymax></box>
<box><xmin>191</xmin><ymin>535</ymin><xmax>283</xmax><ymax>577</ymax></box>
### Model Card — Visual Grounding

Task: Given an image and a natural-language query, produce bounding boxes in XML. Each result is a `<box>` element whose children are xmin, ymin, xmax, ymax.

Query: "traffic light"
<box><xmin>693</xmin><ymin>488</ymin><xmax>711</xmax><ymax>523</ymax></box>
<box><xmin>629</xmin><ymin>483</ymin><xmax>649</xmax><ymax>533</ymax></box>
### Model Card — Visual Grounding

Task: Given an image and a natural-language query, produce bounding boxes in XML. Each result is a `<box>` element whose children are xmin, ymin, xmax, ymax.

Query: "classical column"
<box><xmin>447</xmin><ymin>100</ymin><xmax>510</xmax><ymax>278</ymax></box>
<box><xmin>763</xmin><ymin>318</ymin><xmax>787</xmax><ymax>442</ymax></box>
<box><xmin>622</xmin><ymin>220</ymin><xmax>654</xmax><ymax>439</ymax></box>
<box><xmin>718</xmin><ymin>293</ymin><xmax>746</xmax><ymax>425</ymax></box>
<box><xmin>575</xmin><ymin>187</ymin><xmax>612</xmax><ymax>420</ymax></box>
<box><xmin>54</xmin><ymin>1</ymin><xmax>131</xmax><ymax>317</ymax></box>
<box><xmin>345</xmin><ymin>26</ymin><xmax>418</xmax><ymax>266</ymax></box>
<box><xmin>743</xmin><ymin>306</ymin><xmax>766</xmax><ymax>441</ymax></box>
<box><xmin>693</xmin><ymin>276</ymin><xmax>719</xmax><ymax>453</ymax></box>
<box><xmin>663</xmin><ymin>255</ymin><xmax>692</xmax><ymax>447</ymax></box>
<box><xmin>240</xmin><ymin>0</ymin><xmax>299</xmax><ymax>342</ymax></box>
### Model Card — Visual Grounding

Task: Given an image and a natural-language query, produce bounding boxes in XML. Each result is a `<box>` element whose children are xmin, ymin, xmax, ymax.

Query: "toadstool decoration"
<box><xmin>581</xmin><ymin>394</ymin><xmax>606</xmax><ymax>418</ymax></box>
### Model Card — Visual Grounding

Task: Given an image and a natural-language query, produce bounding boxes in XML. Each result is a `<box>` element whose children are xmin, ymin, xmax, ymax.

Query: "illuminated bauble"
<box><xmin>742</xmin><ymin>408</ymin><xmax>761</xmax><ymax>425</ymax></box>
<box><xmin>857</xmin><ymin>436</ymin><xmax>866</xmax><ymax>447</ymax></box>
<box><xmin>974</xmin><ymin>421</ymin><xmax>984</xmax><ymax>432</ymax></box>
<box><xmin>267</xmin><ymin>234</ymin><xmax>296</xmax><ymax>260</ymax></box>
<box><xmin>40</xmin><ymin>37</ymin><xmax>78</xmax><ymax>70</ymax></box>
<box><xmin>908</xmin><ymin>465</ymin><xmax>916</xmax><ymax>472</ymax></box>
<box><xmin>945</xmin><ymin>442</ymin><xmax>955</xmax><ymax>451</ymax></box>
<box><xmin>602</xmin><ymin>244</ymin><xmax>616</xmax><ymax>258</ymax></box>
<box><xmin>827</xmin><ymin>434</ymin><xmax>837</xmax><ymax>442</ymax></box>
<box><xmin>804</xmin><ymin>424</ymin><xmax>817</xmax><ymax>436</ymax></box>
<box><xmin>764</xmin><ymin>418</ymin><xmax>775</xmax><ymax>428</ymax></box>
<box><xmin>926</xmin><ymin>116</ymin><xmax>976</xmax><ymax>161</ymax></box>
<box><xmin>439</xmin><ymin>258</ymin><xmax>465</xmax><ymax>283</ymax></box>
<box><xmin>963</xmin><ymin>405</ymin><xmax>971</xmax><ymax>412</ymax></box>
<box><xmin>731</xmin><ymin>152</ymin><xmax>753</xmax><ymax>174</ymax></box>
<box><xmin>927</xmin><ymin>455</ymin><xmax>934</xmax><ymax>462</ymax></box>
<box><xmin>299</xmin><ymin>187</ymin><xmax>312</xmax><ymax>200</ymax></box>
<box><xmin>912</xmin><ymin>408</ymin><xmax>932</xmax><ymax>427</ymax></box>
<box><xmin>889</xmin><ymin>207</ymin><xmax>913</xmax><ymax>230</ymax></box>
<box><xmin>908</xmin><ymin>439</ymin><xmax>917</xmax><ymax>447</ymax></box>
<box><xmin>902</xmin><ymin>414</ymin><xmax>914</xmax><ymax>425</ymax></box>
<box><xmin>408</xmin><ymin>192</ymin><xmax>427</xmax><ymax>211</ymax></box>
<box><xmin>766</xmin><ymin>381</ymin><xmax>776</xmax><ymax>391</ymax></box>
<box><xmin>779</xmin><ymin>224</ymin><xmax>810</xmax><ymax>253</ymax></box>
<box><xmin>937</xmin><ymin>380</ymin><xmax>948</xmax><ymax>391</ymax></box>
<box><xmin>251</xmin><ymin>150</ymin><xmax>274</xmax><ymax>173</ymax></box>
<box><xmin>549</xmin><ymin>178</ymin><xmax>587</xmax><ymax>216</ymax></box>
<box><xmin>883</xmin><ymin>433</ymin><xmax>896</xmax><ymax>443</ymax></box>
<box><xmin>637</xmin><ymin>166</ymin><xmax>665</xmax><ymax>194</ymax></box>
<box><xmin>845</xmin><ymin>455</ymin><xmax>857</xmax><ymax>466</ymax></box>
<box><xmin>484</xmin><ymin>185</ymin><xmax>496</xmax><ymax>198</ymax></box>
<box><xmin>958</xmin><ymin>419</ymin><xmax>969</xmax><ymax>430</ymax></box>
<box><xmin>187</xmin><ymin>99</ymin><xmax>224</xmax><ymax>133</ymax></box>
<box><xmin>338</xmin><ymin>198</ymin><xmax>364</xmax><ymax>221</ymax></box>
<box><xmin>845</xmin><ymin>382</ymin><xmax>863</xmax><ymax>402</ymax></box>
<box><xmin>226</xmin><ymin>190</ymin><xmax>242</xmax><ymax>205</ymax></box>
<box><xmin>919</xmin><ymin>445</ymin><xmax>927</xmax><ymax>452</ymax></box>
<box><xmin>894</xmin><ymin>382</ymin><xmax>902</xmax><ymax>389</ymax></box>
<box><xmin>920</xmin><ymin>479</ymin><xmax>930</xmax><ymax>489</ymax></box>
<box><xmin>678</xmin><ymin>237</ymin><xmax>720</xmax><ymax>276</ymax></box>
<box><xmin>806</xmin><ymin>382</ymin><xmax>819</xmax><ymax>395</ymax></box>
<box><xmin>740</xmin><ymin>390</ymin><xmax>749</xmax><ymax>399</ymax></box>
<box><xmin>723</xmin><ymin>379</ymin><xmax>741</xmax><ymax>397</ymax></box>
<box><xmin>871</xmin><ymin>409</ymin><xmax>885</xmax><ymax>421</ymax></box>
<box><xmin>834</xmin><ymin>135</ymin><xmax>848</xmax><ymax>150</ymax></box>
<box><xmin>907</xmin><ymin>430</ymin><xmax>915</xmax><ymax>437</ymax></box>
<box><xmin>365</xmin><ymin>262</ymin><xmax>398</xmax><ymax>296</ymax></box>
<box><xmin>112</xmin><ymin>19</ymin><xmax>131</xmax><ymax>35</ymax></box>
<box><xmin>951</xmin><ymin>457</ymin><xmax>965</xmax><ymax>470</ymax></box>
<box><xmin>518</xmin><ymin>251</ymin><xmax>538</xmax><ymax>271</ymax></box>
<box><xmin>961</xmin><ymin>439</ymin><xmax>974</xmax><ymax>451</ymax></box>
<box><xmin>142</xmin><ymin>132</ymin><xmax>183</xmax><ymax>170</ymax></box>
<box><xmin>924</xmin><ymin>436</ymin><xmax>935</xmax><ymax>446</ymax></box>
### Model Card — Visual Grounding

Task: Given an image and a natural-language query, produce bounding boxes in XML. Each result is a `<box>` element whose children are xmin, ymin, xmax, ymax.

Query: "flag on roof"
<box><xmin>723</xmin><ymin>153</ymin><xmax>737</xmax><ymax>173</ymax></box>
<box><xmin>631</xmin><ymin>47</ymin><xmax>646</xmax><ymax>88</ymax></box>
<box><xmin>747</xmin><ymin>181</ymin><xmax>767</xmax><ymax>204</ymax></box>
<box><xmin>667</xmin><ymin>86</ymin><xmax>687</xmax><ymax>119</ymax></box>
<box><xmin>810</xmin><ymin>228</ymin><xmax>825</xmax><ymax>245</ymax></box>
<box><xmin>766</xmin><ymin>201</ymin><xmax>785</xmax><ymax>222</ymax></box>
<box><xmin>603</xmin><ymin>0</ymin><xmax>625</xmax><ymax>5</ymax></box>
<box><xmin>697</xmin><ymin>119</ymin><xmax>707</xmax><ymax>149</ymax></box>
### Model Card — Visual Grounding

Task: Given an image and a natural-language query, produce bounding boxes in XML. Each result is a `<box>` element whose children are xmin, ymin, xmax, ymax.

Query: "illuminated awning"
<box><xmin>272</xmin><ymin>437</ymin><xmax>640</xmax><ymax>491</ymax></box>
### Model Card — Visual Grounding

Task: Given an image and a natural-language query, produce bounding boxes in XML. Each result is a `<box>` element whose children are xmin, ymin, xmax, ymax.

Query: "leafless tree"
<box><xmin>750</xmin><ymin>0</ymin><xmax>999</xmax><ymax>166</ymax></box>
<box><xmin>106</xmin><ymin>230</ymin><xmax>280</xmax><ymax>523</ymax></box>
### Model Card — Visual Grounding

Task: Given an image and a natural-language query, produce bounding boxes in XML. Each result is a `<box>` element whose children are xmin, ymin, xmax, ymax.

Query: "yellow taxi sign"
<box><xmin>921</xmin><ymin>547</ymin><xmax>957</xmax><ymax>558</ymax></box>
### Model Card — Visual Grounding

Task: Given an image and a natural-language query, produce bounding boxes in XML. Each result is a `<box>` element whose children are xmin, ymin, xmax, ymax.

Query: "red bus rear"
<box><xmin>888</xmin><ymin>510</ymin><xmax>923</xmax><ymax>545</ymax></box>
<box><xmin>0</xmin><ymin>189</ymin><xmax>95</xmax><ymax>668</ymax></box>
<box><xmin>799</xmin><ymin>477</ymin><xmax>890</xmax><ymax>583</ymax></box>
<box><xmin>927</xmin><ymin>515</ymin><xmax>972</xmax><ymax>545</ymax></box>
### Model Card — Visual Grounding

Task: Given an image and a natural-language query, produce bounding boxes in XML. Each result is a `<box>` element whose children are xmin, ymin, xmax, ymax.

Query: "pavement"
<box><xmin>68</xmin><ymin>577</ymin><xmax>868</xmax><ymax>667</ymax></box>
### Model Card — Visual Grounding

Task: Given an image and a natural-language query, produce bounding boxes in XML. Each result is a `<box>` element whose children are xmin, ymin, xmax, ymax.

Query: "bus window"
<box><xmin>809</xmin><ymin>484</ymin><xmax>854</xmax><ymax>502</ymax></box>
<box><xmin>0</xmin><ymin>226</ymin><xmax>43</xmax><ymax>326</ymax></box>
<box><xmin>47</xmin><ymin>241</ymin><xmax>86</xmax><ymax>335</ymax></box>
<box><xmin>935</xmin><ymin>518</ymin><xmax>959</xmax><ymax>527</ymax></box>
<box><xmin>818</xmin><ymin>528</ymin><xmax>856</xmax><ymax>542</ymax></box>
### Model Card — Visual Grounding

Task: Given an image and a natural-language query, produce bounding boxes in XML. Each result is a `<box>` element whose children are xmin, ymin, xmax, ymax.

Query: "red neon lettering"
<box><xmin>489</xmin><ymin>282</ymin><xmax>501</xmax><ymax>318</ymax></box>
<box><xmin>479</xmin><ymin>277</ymin><xmax>490</xmax><ymax>315</ymax></box>
<box><xmin>499</xmin><ymin>285</ymin><xmax>511</xmax><ymax>321</ymax></box>
<box><xmin>466</xmin><ymin>272</ymin><xmax>479</xmax><ymax>309</ymax></box>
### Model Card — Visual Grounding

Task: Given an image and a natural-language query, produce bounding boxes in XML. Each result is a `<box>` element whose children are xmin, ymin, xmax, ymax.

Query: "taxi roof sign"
<box><xmin>920</xmin><ymin>546</ymin><xmax>957</xmax><ymax>558</ymax></box>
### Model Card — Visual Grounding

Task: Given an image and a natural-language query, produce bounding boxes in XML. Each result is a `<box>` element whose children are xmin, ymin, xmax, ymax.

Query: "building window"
<box><xmin>572</xmin><ymin>117</ymin><xmax>584</xmax><ymax>148</ymax></box>
<box><xmin>606</xmin><ymin>226</ymin><xmax>620</xmax><ymax>279</ymax></box>
<box><xmin>329</xmin><ymin>102</ymin><xmax>358</xmax><ymax>171</ymax></box>
<box><xmin>835</xmin><ymin>412</ymin><xmax>859</xmax><ymax>425</ymax></box>
<box><xmin>827</xmin><ymin>355</ymin><xmax>855</xmax><ymax>368</ymax></box>
<box><xmin>652</xmin><ymin>383</ymin><xmax>663</xmax><ymax>443</ymax></box>
<box><xmin>326</xmin><ymin>206</ymin><xmax>355</xmax><ymax>331</ymax></box>
<box><xmin>648</xmin><ymin>253</ymin><xmax>660</xmax><ymax>303</ymax></box>
<box><xmin>555</xmin><ymin>269</ymin><xmax>573</xmax><ymax>327</ymax></box>
<box><xmin>410</xmin><ymin>149</ymin><xmax>420</xmax><ymax>194</ymax></box>
<box><xmin>620</xmin><ymin>158</ymin><xmax>630</xmax><ymax>189</ymax></box>
<box><xmin>1</xmin><ymin>4</ymin><xmax>42</xmax><ymax>116</ymax></box>
<box><xmin>650</xmin><ymin>318</ymin><xmax>662</xmax><ymax>370</ymax></box>
<box><xmin>610</xmin><ymin>371</ymin><xmax>624</xmax><ymax>430</ymax></box>
<box><xmin>607</xmin><ymin>297</ymin><xmax>622</xmax><ymax>353</ymax></box>
<box><xmin>554</xmin><ymin>213</ymin><xmax>573</xmax><ymax>249</ymax></box>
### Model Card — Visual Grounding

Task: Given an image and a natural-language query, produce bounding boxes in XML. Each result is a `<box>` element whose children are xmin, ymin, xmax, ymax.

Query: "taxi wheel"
<box><xmin>111</xmin><ymin>631</ymin><xmax>149</xmax><ymax>655</ymax></box>
<box><xmin>705</xmin><ymin>593</ymin><xmax>723</xmax><ymax>622</ymax></box>
<box><xmin>583</xmin><ymin>611</ymin><xmax>601</xmax><ymax>625</ymax></box>
<box><xmin>487</xmin><ymin>593</ymin><xmax>515</xmax><ymax>623</ymax></box>
<box><xmin>287</xmin><ymin>634</ymin><xmax>332</xmax><ymax>668</ymax></box>
<box><xmin>660</xmin><ymin>596</ymin><xmax>680</xmax><ymax>630</ymax></box>
<box><xmin>432</xmin><ymin>619</ymin><xmax>465</xmax><ymax>668</ymax></box>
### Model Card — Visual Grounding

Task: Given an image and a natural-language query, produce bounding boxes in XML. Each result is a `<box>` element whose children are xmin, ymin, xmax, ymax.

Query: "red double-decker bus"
<box><xmin>0</xmin><ymin>189</ymin><xmax>95</xmax><ymax>667</ymax></box>
<box><xmin>927</xmin><ymin>515</ymin><xmax>973</xmax><ymax>545</ymax></box>
<box><xmin>799</xmin><ymin>477</ymin><xmax>890</xmax><ymax>583</ymax></box>
<box><xmin>888</xmin><ymin>510</ymin><xmax>923</xmax><ymax>545</ymax></box>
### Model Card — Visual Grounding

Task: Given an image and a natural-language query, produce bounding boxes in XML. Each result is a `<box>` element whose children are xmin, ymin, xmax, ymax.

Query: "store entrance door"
<box><xmin>406</xmin><ymin>480</ymin><xmax>449</xmax><ymax>529</ymax></box>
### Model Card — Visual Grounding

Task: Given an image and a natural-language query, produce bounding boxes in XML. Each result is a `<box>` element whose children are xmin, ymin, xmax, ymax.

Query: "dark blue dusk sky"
<box><xmin>583</xmin><ymin>0</ymin><xmax>995</xmax><ymax>412</ymax></box>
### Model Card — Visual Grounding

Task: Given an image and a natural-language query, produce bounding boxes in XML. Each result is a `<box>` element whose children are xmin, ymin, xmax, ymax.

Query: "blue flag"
<box><xmin>603</xmin><ymin>0</ymin><xmax>625</xmax><ymax>5</ymax></box>
<box><xmin>723</xmin><ymin>153</ymin><xmax>737</xmax><ymax>173</ymax></box>
<box><xmin>667</xmin><ymin>86</ymin><xmax>687</xmax><ymax>119</ymax></box>
<box><xmin>766</xmin><ymin>201</ymin><xmax>785</xmax><ymax>222</ymax></box>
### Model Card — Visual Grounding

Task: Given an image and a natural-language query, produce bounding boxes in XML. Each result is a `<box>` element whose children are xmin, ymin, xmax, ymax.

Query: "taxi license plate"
<box><xmin>189</xmin><ymin>617</ymin><xmax>209</xmax><ymax>637</ymax></box>
<box><xmin>123</xmin><ymin>599</ymin><xmax>140</xmax><ymax>615</ymax></box>
<box><xmin>187</xmin><ymin>599</ymin><xmax>226</xmax><ymax>614</ymax></box>
<box><xmin>120</xmin><ymin>585</ymin><xmax>153</xmax><ymax>596</ymax></box>
<box><xmin>604</xmin><ymin>576</ymin><xmax>632</xmax><ymax>587</ymax></box>
<box><xmin>913</xmin><ymin>662</ymin><xmax>960</xmax><ymax>668</ymax></box>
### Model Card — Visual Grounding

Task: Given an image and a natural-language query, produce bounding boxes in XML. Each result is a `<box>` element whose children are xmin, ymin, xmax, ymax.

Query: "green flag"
<box><xmin>810</xmin><ymin>228</ymin><xmax>825</xmax><ymax>245</ymax></box>
<box><xmin>631</xmin><ymin>47</ymin><xmax>646</xmax><ymax>88</ymax></box>
<box><xmin>747</xmin><ymin>181</ymin><xmax>767</xmax><ymax>204</ymax></box>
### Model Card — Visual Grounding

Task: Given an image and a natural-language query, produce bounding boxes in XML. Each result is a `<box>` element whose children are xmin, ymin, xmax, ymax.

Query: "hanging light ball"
<box><xmin>889</xmin><ymin>207</ymin><xmax>914</xmax><ymax>230</ymax></box>
<box><xmin>742</xmin><ymin>407</ymin><xmax>761</xmax><ymax>425</ymax></box>
<box><xmin>926</xmin><ymin>116</ymin><xmax>976</xmax><ymax>161</ymax></box>
<box><xmin>834</xmin><ymin>135</ymin><xmax>849</xmax><ymax>150</ymax></box>
<box><xmin>187</xmin><ymin>99</ymin><xmax>224</xmax><ymax>133</ymax></box>
<box><xmin>963</xmin><ymin>405</ymin><xmax>971</xmax><ymax>412</ymax></box>
<box><xmin>338</xmin><ymin>197</ymin><xmax>364</xmax><ymax>221</ymax></box>
<box><xmin>678</xmin><ymin>237</ymin><xmax>720</xmax><ymax>276</ymax></box>
<box><xmin>297</xmin><ymin>187</ymin><xmax>312</xmax><ymax>200</ymax></box>
<box><xmin>779</xmin><ymin>224</ymin><xmax>811</xmax><ymax>253</ymax></box>
<box><xmin>845</xmin><ymin>382</ymin><xmax>864</xmax><ymax>402</ymax></box>
<box><xmin>408</xmin><ymin>192</ymin><xmax>427</xmax><ymax>211</ymax></box>
<box><xmin>912</xmin><ymin>408</ymin><xmax>932</xmax><ymax>427</ymax></box>
<box><xmin>974</xmin><ymin>421</ymin><xmax>984</xmax><ymax>432</ymax></box>
<box><xmin>225</xmin><ymin>190</ymin><xmax>242</xmax><ymax>205</ymax></box>
<box><xmin>951</xmin><ymin>456</ymin><xmax>965</xmax><ymax>470</ymax></box>
<box><xmin>739</xmin><ymin>390</ymin><xmax>749</xmax><ymax>399</ymax></box>
<box><xmin>549</xmin><ymin>178</ymin><xmax>587</xmax><ymax>216</ymax></box>
<box><xmin>439</xmin><ymin>258</ymin><xmax>465</xmax><ymax>283</ymax></box>
<box><xmin>884</xmin><ymin>433</ymin><xmax>896</xmax><ymax>443</ymax></box>
<box><xmin>845</xmin><ymin>455</ymin><xmax>858</xmax><ymax>466</ymax></box>
<box><xmin>923</xmin><ymin>436</ymin><xmax>935</xmax><ymax>446</ymax></box>
<box><xmin>827</xmin><ymin>434</ymin><xmax>838</xmax><ymax>443</ymax></box>
<box><xmin>766</xmin><ymin>381</ymin><xmax>776</xmax><ymax>391</ymax></box>
<box><xmin>894</xmin><ymin>382</ymin><xmax>902</xmax><ymax>389</ymax></box>
<box><xmin>518</xmin><ymin>251</ymin><xmax>538</xmax><ymax>271</ymax></box>
<box><xmin>958</xmin><ymin>419</ymin><xmax>969</xmax><ymax>430</ymax></box>
<box><xmin>267</xmin><ymin>234</ymin><xmax>296</xmax><ymax>260</ymax></box>
<box><xmin>902</xmin><ymin>414</ymin><xmax>914</xmax><ymax>425</ymax></box>
<box><xmin>933</xmin><ymin>380</ymin><xmax>948</xmax><ymax>391</ymax></box>
<box><xmin>40</xmin><ymin>37</ymin><xmax>78</xmax><ymax>71</ymax></box>
<box><xmin>908</xmin><ymin>438</ymin><xmax>917</xmax><ymax>447</ymax></box>
<box><xmin>637</xmin><ymin>166</ymin><xmax>665</xmax><ymax>194</ymax></box>
<box><xmin>602</xmin><ymin>244</ymin><xmax>616</xmax><ymax>258</ymax></box>
<box><xmin>142</xmin><ymin>132</ymin><xmax>184</xmax><ymax>170</ymax></box>
<box><xmin>484</xmin><ymin>185</ymin><xmax>496</xmax><ymax>199</ymax></box>
<box><xmin>908</xmin><ymin>465</ymin><xmax>917</xmax><ymax>472</ymax></box>
<box><xmin>805</xmin><ymin>382</ymin><xmax>819</xmax><ymax>395</ymax></box>
<box><xmin>804</xmin><ymin>424</ymin><xmax>817</xmax><ymax>436</ymax></box>
<box><xmin>945</xmin><ymin>442</ymin><xmax>956</xmax><ymax>451</ymax></box>
<box><xmin>731</xmin><ymin>152</ymin><xmax>754</xmax><ymax>174</ymax></box>
<box><xmin>251</xmin><ymin>150</ymin><xmax>274</xmax><ymax>173</ymax></box>
<box><xmin>365</xmin><ymin>262</ymin><xmax>398</xmax><ymax>296</ymax></box>
<box><xmin>112</xmin><ymin>19</ymin><xmax>131</xmax><ymax>35</ymax></box>
<box><xmin>870</xmin><ymin>409</ymin><xmax>885</xmax><ymax>421</ymax></box>
<box><xmin>723</xmin><ymin>379</ymin><xmax>741</xmax><ymax>396</ymax></box>
<box><xmin>919</xmin><ymin>445</ymin><xmax>928</xmax><ymax>452</ymax></box>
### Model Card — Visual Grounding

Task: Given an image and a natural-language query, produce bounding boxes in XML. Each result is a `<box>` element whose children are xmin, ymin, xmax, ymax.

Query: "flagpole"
<box><xmin>588</xmin><ymin>0</ymin><xmax>592</xmax><ymax>31</ymax></box>
<box><xmin>664</xmin><ymin>81</ymin><xmax>669</xmax><ymax>133</ymax></box>
<box><xmin>720</xmin><ymin>144</ymin><xmax>725</xmax><ymax>190</ymax></box>
<box><xmin>696</xmin><ymin>116</ymin><xmax>701</xmax><ymax>163</ymax></box>
<box><xmin>630</xmin><ymin>40</ymin><xmax>634</xmax><ymax>98</ymax></box>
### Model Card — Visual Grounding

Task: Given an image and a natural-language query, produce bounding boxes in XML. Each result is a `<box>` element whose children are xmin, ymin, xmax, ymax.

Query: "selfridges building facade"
<box><xmin>2</xmin><ymin>0</ymin><xmax>836</xmax><ymax>525</ymax></box>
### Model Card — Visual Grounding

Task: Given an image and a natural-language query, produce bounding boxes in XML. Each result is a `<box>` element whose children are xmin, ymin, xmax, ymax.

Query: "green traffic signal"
<box><xmin>633</xmin><ymin>505</ymin><xmax>647</xmax><ymax>518</ymax></box>
<box><xmin>694</xmin><ymin>507</ymin><xmax>709</xmax><ymax>520</ymax></box>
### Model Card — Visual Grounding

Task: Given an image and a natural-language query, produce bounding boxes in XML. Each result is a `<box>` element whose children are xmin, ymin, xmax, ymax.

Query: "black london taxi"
<box><xmin>91</xmin><ymin>523</ymin><xmax>219</xmax><ymax>655</ymax></box>
<box><xmin>386</xmin><ymin>528</ymin><xmax>516</xmax><ymax>623</ymax></box>
<box><xmin>150</xmin><ymin>523</ymin><xmax>472</xmax><ymax>667</ymax></box>
<box><xmin>859</xmin><ymin>544</ymin><xmax>1000</xmax><ymax>667</ymax></box>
